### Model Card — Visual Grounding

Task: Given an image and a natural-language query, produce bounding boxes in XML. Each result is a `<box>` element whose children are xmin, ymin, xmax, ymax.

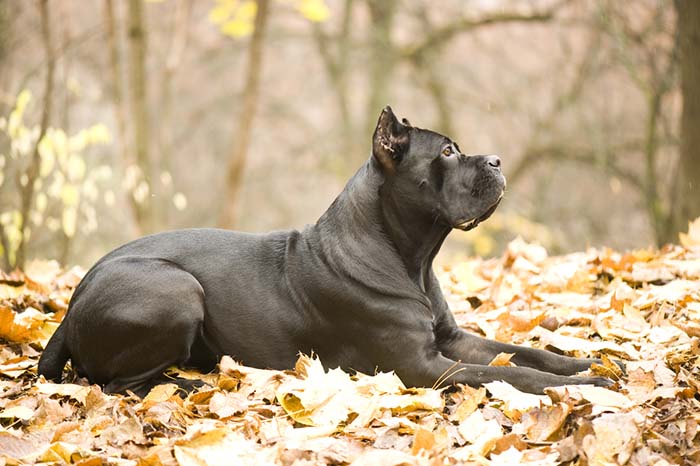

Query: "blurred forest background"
<box><xmin>0</xmin><ymin>0</ymin><xmax>698</xmax><ymax>269</ymax></box>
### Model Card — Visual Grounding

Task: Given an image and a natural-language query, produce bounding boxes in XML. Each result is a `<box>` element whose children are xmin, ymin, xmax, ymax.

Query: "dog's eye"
<box><xmin>441</xmin><ymin>147</ymin><xmax>452</xmax><ymax>156</ymax></box>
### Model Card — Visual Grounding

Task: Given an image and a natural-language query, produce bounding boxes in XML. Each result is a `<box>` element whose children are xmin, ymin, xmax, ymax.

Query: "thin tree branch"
<box><xmin>508</xmin><ymin>142</ymin><xmax>646</xmax><ymax>190</ymax></box>
<box><xmin>104</xmin><ymin>0</ymin><xmax>142</xmax><ymax>237</ymax></box>
<box><xmin>311</xmin><ymin>0</ymin><xmax>355</xmax><ymax>167</ymax></box>
<box><xmin>0</xmin><ymin>224</ymin><xmax>11</xmax><ymax>270</ymax></box>
<box><xmin>127</xmin><ymin>0</ymin><xmax>153</xmax><ymax>230</ymax></box>
<box><xmin>218</xmin><ymin>0</ymin><xmax>271</xmax><ymax>228</ymax></box>
<box><xmin>16</xmin><ymin>0</ymin><xmax>55</xmax><ymax>269</ymax></box>
<box><xmin>401</xmin><ymin>1</ymin><xmax>572</xmax><ymax>61</ymax></box>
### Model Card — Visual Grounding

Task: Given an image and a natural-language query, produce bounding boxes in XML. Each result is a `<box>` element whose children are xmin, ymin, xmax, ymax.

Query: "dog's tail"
<box><xmin>37</xmin><ymin>323</ymin><xmax>70</xmax><ymax>381</ymax></box>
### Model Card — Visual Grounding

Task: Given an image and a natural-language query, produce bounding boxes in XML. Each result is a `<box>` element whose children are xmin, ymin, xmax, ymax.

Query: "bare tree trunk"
<box><xmin>58</xmin><ymin>0</ymin><xmax>73</xmax><ymax>264</ymax></box>
<box><xmin>127</xmin><ymin>0</ymin><xmax>154</xmax><ymax>232</ymax></box>
<box><xmin>159</xmin><ymin>0</ymin><xmax>193</xmax><ymax>173</ymax></box>
<box><xmin>407</xmin><ymin>5</ymin><xmax>454</xmax><ymax>136</ymax></box>
<box><xmin>218</xmin><ymin>0</ymin><xmax>271</xmax><ymax>229</ymax></box>
<box><xmin>312</xmin><ymin>0</ymin><xmax>355</xmax><ymax>171</ymax></box>
<box><xmin>643</xmin><ymin>92</ymin><xmax>665</xmax><ymax>245</ymax></box>
<box><xmin>0</xmin><ymin>3</ymin><xmax>10</xmax><ymax>270</ymax></box>
<box><xmin>16</xmin><ymin>0</ymin><xmax>54</xmax><ymax>269</ymax></box>
<box><xmin>671</xmin><ymin>0</ymin><xmax>700</xmax><ymax>238</ymax></box>
<box><xmin>104</xmin><ymin>0</ymin><xmax>142</xmax><ymax>237</ymax></box>
<box><xmin>364</xmin><ymin>0</ymin><xmax>397</xmax><ymax>145</ymax></box>
<box><xmin>157</xmin><ymin>0</ymin><xmax>193</xmax><ymax>225</ymax></box>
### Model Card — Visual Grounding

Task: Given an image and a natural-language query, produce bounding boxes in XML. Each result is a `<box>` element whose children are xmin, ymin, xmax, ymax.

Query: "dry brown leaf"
<box><xmin>0</xmin><ymin>306</ymin><xmax>54</xmax><ymax>344</ymax></box>
<box><xmin>0</xmin><ymin>356</ymin><xmax>35</xmax><ymax>378</ymax></box>
<box><xmin>545</xmin><ymin>385</ymin><xmax>633</xmax><ymax>413</ymax></box>
<box><xmin>590</xmin><ymin>353</ymin><xmax>624</xmax><ymax>379</ymax></box>
<box><xmin>580</xmin><ymin>412</ymin><xmax>644</xmax><ymax>464</ymax></box>
<box><xmin>143</xmin><ymin>383</ymin><xmax>179</xmax><ymax>404</ymax></box>
<box><xmin>455</xmin><ymin>409</ymin><xmax>503</xmax><ymax>458</ymax></box>
<box><xmin>350</xmin><ymin>448</ymin><xmax>418</xmax><ymax>466</ymax></box>
<box><xmin>174</xmin><ymin>427</ymin><xmax>276</xmax><ymax>466</ymax></box>
<box><xmin>518</xmin><ymin>402</ymin><xmax>571</xmax><ymax>442</ymax></box>
<box><xmin>208</xmin><ymin>391</ymin><xmax>247</xmax><ymax>419</ymax></box>
<box><xmin>488</xmin><ymin>352</ymin><xmax>515</xmax><ymax>367</ymax></box>
<box><xmin>491</xmin><ymin>433</ymin><xmax>527</xmax><ymax>455</ymax></box>
<box><xmin>484</xmin><ymin>381</ymin><xmax>550</xmax><ymax>414</ymax></box>
<box><xmin>35</xmin><ymin>382</ymin><xmax>93</xmax><ymax>405</ymax></box>
<box><xmin>410</xmin><ymin>427</ymin><xmax>434</xmax><ymax>455</ymax></box>
<box><xmin>450</xmin><ymin>386</ymin><xmax>486</xmax><ymax>423</ymax></box>
<box><xmin>2</xmin><ymin>239</ymin><xmax>700</xmax><ymax>464</ymax></box>
<box><xmin>679</xmin><ymin>217</ymin><xmax>700</xmax><ymax>249</ymax></box>
<box><xmin>0</xmin><ymin>404</ymin><xmax>35</xmax><ymax>420</ymax></box>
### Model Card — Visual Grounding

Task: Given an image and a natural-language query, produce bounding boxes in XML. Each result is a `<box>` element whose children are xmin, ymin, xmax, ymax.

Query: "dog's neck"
<box><xmin>317</xmin><ymin>158</ymin><xmax>450</xmax><ymax>292</ymax></box>
<box><xmin>378</xmin><ymin>177</ymin><xmax>451</xmax><ymax>291</ymax></box>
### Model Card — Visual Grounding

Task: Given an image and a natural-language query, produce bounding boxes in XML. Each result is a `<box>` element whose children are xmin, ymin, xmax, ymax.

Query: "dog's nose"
<box><xmin>486</xmin><ymin>155</ymin><xmax>501</xmax><ymax>170</ymax></box>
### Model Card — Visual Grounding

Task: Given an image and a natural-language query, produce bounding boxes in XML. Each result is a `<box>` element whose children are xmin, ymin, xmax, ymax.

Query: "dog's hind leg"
<box><xmin>62</xmin><ymin>256</ymin><xmax>214</xmax><ymax>397</ymax></box>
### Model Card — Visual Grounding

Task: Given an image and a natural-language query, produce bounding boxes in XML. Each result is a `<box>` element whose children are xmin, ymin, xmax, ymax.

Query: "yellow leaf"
<box><xmin>66</xmin><ymin>155</ymin><xmax>87</xmax><ymax>181</ymax></box>
<box><xmin>297</xmin><ymin>0</ymin><xmax>330</xmax><ymax>22</ymax></box>
<box><xmin>456</xmin><ymin>410</ymin><xmax>503</xmax><ymax>457</ymax></box>
<box><xmin>680</xmin><ymin>216</ymin><xmax>700</xmax><ymax>249</ymax></box>
<box><xmin>0</xmin><ymin>405</ymin><xmax>34</xmax><ymax>421</ymax></box>
<box><xmin>174</xmin><ymin>428</ymin><xmax>274</xmax><ymax>465</ymax></box>
<box><xmin>0</xmin><ymin>306</ymin><xmax>52</xmax><ymax>343</ymax></box>
<box><xmin>208</xmin><ymin>1</ymin><xmax>235</xmax><ymax>24</ymax></box>
<box><xmin>488</xmin><ymin>352</ymin><xmax>515</xmax><ymax>367</ymax></box>
<box><xmin>221</xmin><ymin>19</ymin><xmax>254</xmax><ymax>37</ymax></box>
<box><xmin>38</xmin><ymin>140</ymin><xmax>55</xmax><ymax>177</ymax></box>
<box><xmin>143</xmin><ymin>383</ymin><xmax>179</xmax><ymax>404</ymax></box>
<box><xmin>38</xmin><ymin>441</ymin><xmax>80</xmax><ymax>463</ymax></box>
<box><xmin>451</xmin><ymin>386</ymin><xmax>486</xmax><ymax>422</ymax></box>
<box><xmin>484</xmin><ymin>380</ymin><xmax>550</xmax><ymax>413</ymax></box>
<box><xmin>0</xmin><ymin>357</ymin><xmax>34</xmax><ymax>378</ymax></box>
<box><xmin>278</xmin><ymin>392</ymin><xmax>313</xmax><ymax>425</ymax></box>
<box><xmin>62</xmin><ymin>206</ymin><xmax>77</xmax><ymax>238</ymax></box>
<box><xmin>60</xmin><ymin>184</ymin><xmax>79</xmax><ymax>207</ymax></box>
<box><xmin>411</xmin><ymin>427</ymin><xmax>435</xmax><ymax>455</ymax></box>
<box><xmin>85</xmin><ymin>123</ymin><xmax>111</xmax><ymax>144</ymax></box>
<box><xmin>36</xmin><ymin>382</ymin><xmax>93</xmax><ymax>405</ymax></box>
<box><xmin>520</xmin><ymin>402</ymin><xmax>571</xmax><ymax>442</ymax></box>
<box><xmin>208</xmin><ymin>391</ymin><xmax>247</xmax><ymax>419</ymax></box>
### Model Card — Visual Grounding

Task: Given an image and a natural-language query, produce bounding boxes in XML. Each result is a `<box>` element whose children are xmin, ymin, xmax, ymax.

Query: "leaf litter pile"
<box><xmin>1</xmin><ymin>221</ymin><xmax>700</xmax><ymax>465</ymax></box>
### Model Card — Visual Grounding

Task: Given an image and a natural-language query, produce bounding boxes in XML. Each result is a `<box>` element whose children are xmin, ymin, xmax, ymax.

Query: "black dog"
<box><xmin>39</xmin><ymin>107</ymin><xmax>614</xmax><ymax>395</ymax></box>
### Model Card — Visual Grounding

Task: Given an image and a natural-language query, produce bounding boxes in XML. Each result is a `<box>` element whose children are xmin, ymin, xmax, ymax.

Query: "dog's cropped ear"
<box><xmin>372</xmin><ymin>106</ymin><xmax>410</xmax><ymax>174</ymax></box>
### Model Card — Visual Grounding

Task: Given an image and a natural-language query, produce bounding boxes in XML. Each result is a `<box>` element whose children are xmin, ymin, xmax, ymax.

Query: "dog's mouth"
<box><xmin>454</xmin><ymin>196</ymin><xmax>502</xmax><ymax>232</ymax></box>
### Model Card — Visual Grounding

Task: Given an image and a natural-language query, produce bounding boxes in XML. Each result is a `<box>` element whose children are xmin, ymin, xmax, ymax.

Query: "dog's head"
<box><xmin>372</xmin><ymin>106</ymin><xmax>505</xmax><ymax>231</ymax></box>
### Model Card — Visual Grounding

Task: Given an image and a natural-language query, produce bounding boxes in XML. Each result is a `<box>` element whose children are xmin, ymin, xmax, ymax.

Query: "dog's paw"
<box><xmin>586</xmin><ymin>376</ymin><xmax>616</xmax><ymax>388</ymax></box>
<box><xmin>560</xmin><ymin>374</ymin><xmax>616</xmax><ymax>389</ymax></box>
<box><xmin>614</xmin><ymin>359</ymin><xmax>627</xmax><ymax>375</ymax></box>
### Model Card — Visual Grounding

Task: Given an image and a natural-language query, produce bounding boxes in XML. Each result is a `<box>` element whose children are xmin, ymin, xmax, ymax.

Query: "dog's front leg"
<box><xmin>427</xmin><ymin>272</ymin><xmax>620</xmax><ymax>377</ymax></box>
<box><xmin>378</xmin><ymin>298</ymin><xmax>614</xmax><ymax>394</ymax></box>
<box><xmin>398</xmin><ymin>345</ymin><xmax>613</xmax><ymax>394</ymax></box>
<box><xmin>438</xmin><ymin>327</ymin><xmax>605</xmax><ymax>376</ymax></box>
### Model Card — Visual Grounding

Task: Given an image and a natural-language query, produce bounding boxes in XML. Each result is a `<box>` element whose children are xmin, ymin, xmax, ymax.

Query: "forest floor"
<box><xmin>1</xmin><ymin>220</ymin><xmax>699</xmax><ymax>465</ymax></box>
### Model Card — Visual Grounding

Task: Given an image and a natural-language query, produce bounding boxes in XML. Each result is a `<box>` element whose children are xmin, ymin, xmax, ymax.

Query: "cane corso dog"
<box><xmin>39</xmin><ymin>107</ymin><xmax>615</xmax><ymax>396</ymax></box>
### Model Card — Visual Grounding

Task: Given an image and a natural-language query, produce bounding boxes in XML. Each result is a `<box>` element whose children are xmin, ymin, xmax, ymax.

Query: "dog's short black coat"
<box><xmin>39</xmin><ymin>107</ymin><xmax>616</xmax><ymax>395</ymax></box>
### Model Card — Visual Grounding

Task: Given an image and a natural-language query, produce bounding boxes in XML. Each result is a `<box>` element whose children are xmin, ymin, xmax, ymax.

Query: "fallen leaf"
<box><xmin>143</xmin><ymin>383</ymin><xmax>179</xmax><ymax>404</ymax></box>
<box><xmin>208</xmin><ymin>391</ymin><xmax>247</xmax><ymax>419</ymax></box>
<box><xmin>36</xmin><ymin>382</ymin><xmax>93</xmax><ymax>405</ymax></box>
<box><xmin>410</xmin><ymin>427</ymin><xmax>434</xmax><ymax>455</ymax></box>
<box><xmin>0</xmin><ymin>405</ymin><xmax>35</xmax><ymax>420</ymax></box>
<box><xmin>488</xmin><ymin>352</ymin><xmax>515</xmax><ymax>367</ymax></box>
<box><xmin>517</xmin><ymin>402</ymin><xmax>571</xmax><ymax>442</ymax></box>
<box><xmin>679</xmin><ymin>217</ymin><xmax>700</xmax><ymax>249</ymax></box>
<box><xmin>484</xmin><ymin>381</ymin><xmax>550</xmax><ymax>413</ymax></box>
<box><xmin>455</xmin><ymin>409</ymin><xmax>503</xmax><ymax>458</ymax></box>
<box><xmin>581</xmin><ymin>412</ymin><xmax>644</xmax><ymax>464</ymax></box>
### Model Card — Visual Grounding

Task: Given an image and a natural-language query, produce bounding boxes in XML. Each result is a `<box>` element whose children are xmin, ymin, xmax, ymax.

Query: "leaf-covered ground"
<box><xmin>1</xmin><ymin>221</ymin><xmax>700</xmax><ymax>465</ymax></box>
